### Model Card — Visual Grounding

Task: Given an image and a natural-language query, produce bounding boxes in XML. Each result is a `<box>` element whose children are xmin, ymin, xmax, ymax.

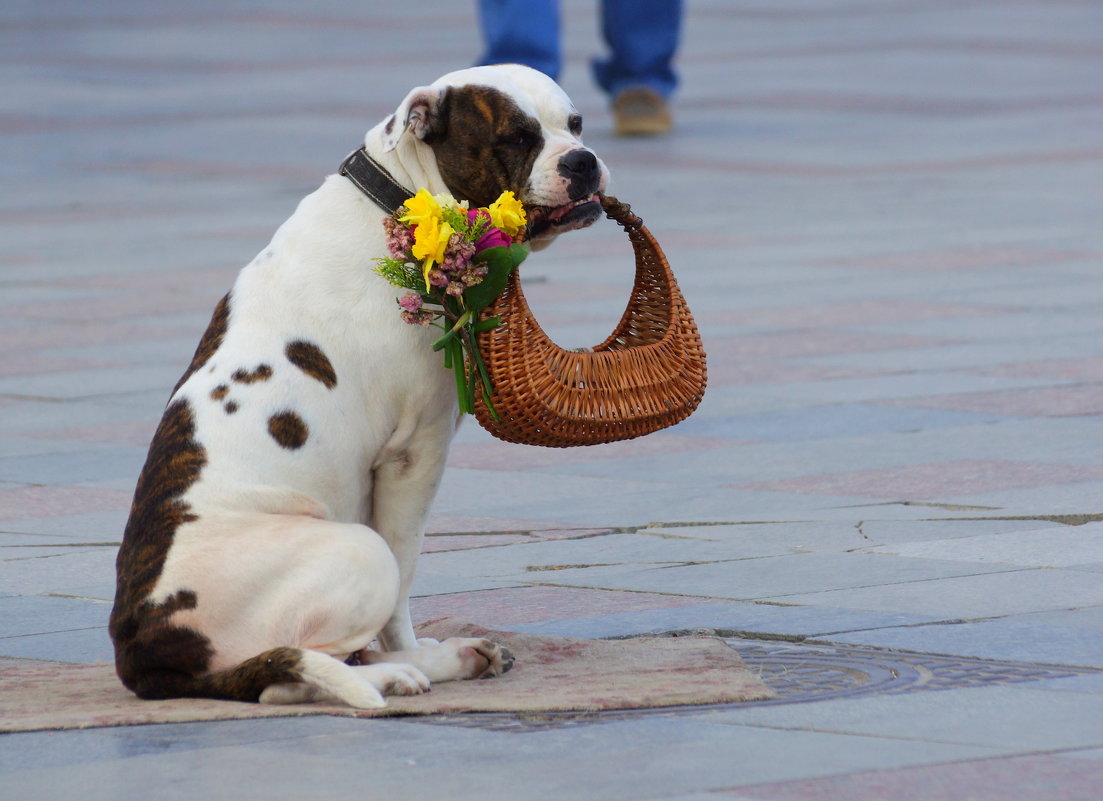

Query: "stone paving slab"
<box><xmin>507</xmin><ymin>603</ymin><xmax>941</xmax><ymax>642</ymax></box>
<box><xmin>0</xmin><ymin>715</ymin><xmax>1008</xmax><ymax>801</ymax></box>
<box><xmin>862</xmin><ymin>522</ymin><xmax>1103</xmax><ymax>567</ymax></box>
<box><xmin>780</xmin><ymin>567</ymin><xmax>1103</xmax><ymax>620</ymax></box>
<box><xmin>832</xmin><ymin>618</ymin><xmax>1103</xmax><ymax>669</ymax></box>
<box><xmin>727</xmin><ymin>752</ymin><xmax>1103</xmax><ymax>801</ymax></box>
<box><xmin>706</xmin><ymin>685</ymin><xmax>1103</xmax><ymax>751</ymax></box>
<box><xmin>508</xmin><ymin>552</ymin><xmax>1017</xmax><ymax>600</ymax></box>
<box><xmin>0</xmin><ymin>596</ymin><xmax>109</xmax><ymax>639</ymax></box>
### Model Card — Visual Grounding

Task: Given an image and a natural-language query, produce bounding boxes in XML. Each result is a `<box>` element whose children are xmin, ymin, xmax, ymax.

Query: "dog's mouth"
<box><xmin>525</xmin><ymin>194</ymin><xmax>603</xmax><ymax>239</ymax></box>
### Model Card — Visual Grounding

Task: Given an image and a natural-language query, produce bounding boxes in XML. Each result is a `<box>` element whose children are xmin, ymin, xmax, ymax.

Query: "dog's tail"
<box><xmin>121</xmin><ymin>648</ymin><xmax>386</xmax><ymax>709</ymax></box>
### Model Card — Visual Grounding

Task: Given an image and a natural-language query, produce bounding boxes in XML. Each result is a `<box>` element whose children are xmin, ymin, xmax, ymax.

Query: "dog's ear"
<box><xmin>381</xmin><ymin>85</ymin><xmax>445</xmax><ymax>152</ymax></box>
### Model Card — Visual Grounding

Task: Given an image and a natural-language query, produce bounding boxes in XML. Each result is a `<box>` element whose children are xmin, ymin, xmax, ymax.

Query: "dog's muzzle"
<box><xmin>526</xmin><ymin>149</ymin><xmax>604</xmax><ymax>238</ymax></box>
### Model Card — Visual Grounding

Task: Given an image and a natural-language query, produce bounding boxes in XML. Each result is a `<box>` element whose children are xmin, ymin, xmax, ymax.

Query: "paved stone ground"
<box><xmin>3</xmin><ymin>0</ymin><xmax>1103</xmax><ymax>798</ymax></box>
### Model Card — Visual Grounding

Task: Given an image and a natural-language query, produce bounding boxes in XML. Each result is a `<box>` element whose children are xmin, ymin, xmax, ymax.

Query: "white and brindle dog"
<box><xmin>109</xmin><ymin>65</ymin><xmax>609</xmax><ymax>708</ymax></box>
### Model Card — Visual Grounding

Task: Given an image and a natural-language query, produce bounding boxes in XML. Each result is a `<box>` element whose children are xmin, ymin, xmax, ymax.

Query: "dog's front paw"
<box><xmin>356</xmin><ymin>662</ymin><xmax>431</xmax><ymax>697</ymax></box>
<box><xmin>446</xmin><ymin>637</ymin><xmax>515</xmax><ymax>679</ymax></box>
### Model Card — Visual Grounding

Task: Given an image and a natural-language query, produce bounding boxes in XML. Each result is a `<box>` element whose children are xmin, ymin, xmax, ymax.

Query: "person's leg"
<box><xmin>476</xmin><ymin>0</ymin><xmax>562</xmax><ymax>80</ymax></box>
<box><xmin>592</xmin><ymin>0</ymin><xmax>683</xmax><ymax>99</ymax></box>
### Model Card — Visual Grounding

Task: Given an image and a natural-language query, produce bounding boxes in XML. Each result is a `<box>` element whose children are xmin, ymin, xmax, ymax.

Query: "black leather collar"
<box><xmin>338</xmin><ymin>147</ymin><xmax>413</xmax><ymax>214</ymax></box>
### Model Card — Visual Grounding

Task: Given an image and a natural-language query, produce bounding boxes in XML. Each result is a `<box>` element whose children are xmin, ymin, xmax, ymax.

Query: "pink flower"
<box><xmin>400</xmin><ymin>309</ymin><xmax>434</xmax><ymax>326</ymax></box>
<box><xmin>467</xmin><ymin>207</ymin><xmax>511</xmax><ymax>253</ymax></box>
<box><xmin>441</xmin><ymin>239</ymin><xmax>474</xmax><ymax>275</ymax></box>
<box><xmin>383</xmin><ymin>217</ymin><xmax>415</xmax><ymax>258</ymax></box>
<box><xmin>398</xmin><ymin>292</ymin><xmax>423</xmax><ymax>312</ymax></box>
<box><xmin>474</xmin><ymin>226</ymin><xmax>511</xmax><ymax>253</ymax></box>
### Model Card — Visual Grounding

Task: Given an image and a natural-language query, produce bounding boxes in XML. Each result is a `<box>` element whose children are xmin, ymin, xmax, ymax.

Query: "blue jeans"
<box><xmin>476</xmin><ymin>0</ymin><xmax>683</xmax><ymax>99</ymax></box>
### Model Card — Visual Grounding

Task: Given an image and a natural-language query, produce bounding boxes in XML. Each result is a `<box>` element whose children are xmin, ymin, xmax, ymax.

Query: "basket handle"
<box><xmin>593</xmin><ymin>195</ymin><xmax>684</xmax><ymax>352</ymax></box>
<box><xmin>598</xmin><ymin>194</ymin><xmax>642</xmax><ymax>230</ymax></box>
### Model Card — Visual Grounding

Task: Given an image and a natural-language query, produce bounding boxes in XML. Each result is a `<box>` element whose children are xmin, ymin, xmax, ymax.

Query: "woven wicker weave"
<box><xmin>473</xmin><ymin>195</ymin><xmax>707</xmax><ymax>447</ymax></box>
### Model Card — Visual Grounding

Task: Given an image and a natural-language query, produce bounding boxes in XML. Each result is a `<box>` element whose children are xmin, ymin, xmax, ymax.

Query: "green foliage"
<box><xmin>374</xmin><ymin>257</ymin><xmax>423</xmax><ymax>292</ymax></box>
<box><xmin>463</xmin><ymin>245</ymin><xmax>528</xmax><ymax>310</ymax></box>
<box><xmin>439</xmin><ymin>205</ymin><xmax>470</xmax><ymax>233</ymax></box>
<box><xmin>374</xmin><ymin>203</ymin><xmax>531</xmax><ymax>418</ymax></box>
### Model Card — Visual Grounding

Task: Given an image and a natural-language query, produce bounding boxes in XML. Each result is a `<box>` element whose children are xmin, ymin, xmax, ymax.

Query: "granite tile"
<box><xmin>862</xmin><ymin>521</ymin><xmax>1103</xmax><ymax>567</ymax></box>
<box><xmin>707</xmin><ymin>685</ymin><xmax>1103</xmax><ymax>750</ymax></box>
<box><xmin>409</xmin><ymin>585</ymin><xmax>717</xmax><ymax>626</ymax></box>
<box><xmin>0</xmin><ymin>594</ymin><xmax>109</xmax><ymax>637</ymax></box>
<box><xmin>517</xmin><ymin>552</ymin><xmax>1014</xmax><ymax>601</ymax></box>
<box><xmin>781</xmin><ymin>567</ymin><xmax>1103</xmax><ymax>619</ymax></box>
<box><xmin>734</xmin><ymin>753</ymin><xmax>1103</xmax><ymax>801</ymax></box>
<box><xmin>0</xmin><ymin>625</ymin><xmax>114</xmax><ymax>664</ymax></box>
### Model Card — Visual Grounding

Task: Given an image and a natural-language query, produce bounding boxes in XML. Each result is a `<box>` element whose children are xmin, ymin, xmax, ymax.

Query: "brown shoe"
<box><xmin>612</xmin><ymin>87</ymin><xmax>673</xmax><ymax>136</ymax></box>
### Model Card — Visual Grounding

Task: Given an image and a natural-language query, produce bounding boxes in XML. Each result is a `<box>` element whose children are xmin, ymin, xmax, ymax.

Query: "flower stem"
<box><xmin>448</xmin><ymin>339</ymin><xmax>470</xmax><ymax>414</ymax></box>
<box><xmin>432</xmin><ymin>308</ymin><xmax>473</xmax><ymax>351</ymax></box>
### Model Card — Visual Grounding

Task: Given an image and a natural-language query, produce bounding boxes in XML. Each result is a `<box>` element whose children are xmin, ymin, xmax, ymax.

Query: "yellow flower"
<box><xmin>412</xmin><ymin>215</ymin><xmax>454</xmax><ymax>290</ymax></box>
<box><xmin>398</xmin><ymin>188</ymin><xmax>441</xmax><ymax>227</ymax></box>
<box><xmin>487</xmin><ymin>190</ymin><xmax>527</xmax><ymax>236</ymax></box>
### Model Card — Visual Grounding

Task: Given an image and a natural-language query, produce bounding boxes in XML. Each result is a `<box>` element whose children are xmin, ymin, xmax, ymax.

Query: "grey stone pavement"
<box><xmin>3</xmin><ymin>0</ymin><xmax>1103</xmax><ymax>798</ymax></box>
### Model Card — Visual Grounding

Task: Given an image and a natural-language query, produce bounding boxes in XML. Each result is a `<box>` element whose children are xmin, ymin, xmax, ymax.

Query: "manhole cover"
<box><xmin>726</xmin><ymin>639</ymin><xmax>1094</xmax><ymax>704</ymax></box>
<box><xmin>400</xmin><ymin>634</ymin><xmax>1101</xmax><ymax>732</ymax></box>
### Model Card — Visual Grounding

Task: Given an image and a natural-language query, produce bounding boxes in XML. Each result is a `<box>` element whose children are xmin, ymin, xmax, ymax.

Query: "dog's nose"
<box><xmin>560</xmin><ymin>149</ymin><xmax>599</xmax><ymax>179</ymax></box>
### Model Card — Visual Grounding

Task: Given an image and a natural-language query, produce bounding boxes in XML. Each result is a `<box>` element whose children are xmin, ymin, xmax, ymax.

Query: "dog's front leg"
<box><xmin>369</xmin><ymin>437</ymin><xmax>451</xmax><ymax>653</ymax></box>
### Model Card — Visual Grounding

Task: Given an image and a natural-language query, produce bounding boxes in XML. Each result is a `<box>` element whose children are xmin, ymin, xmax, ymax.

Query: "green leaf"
<box><xmin>472</xmin><ymin>316</ymin><xmax>501</xmax><ymax>333</ymax></box>
<box><xmin>471</xmin><ymin>335</ymin><xmax>493</xmax><ymax>396</ymax></box>
<box><xmin>432</xmin><ymin>330</ymin><xmax>456</xmax><ymax>352</ymax></box>
<box><xmin>449</xmin><ymin>339</ymin><xmax>470</xmax><ymax>414</ymax></box>
<box><xmin>464</xmin><ymin>245</ymin><xmax>527</xmax><ymax>310</ymax></box>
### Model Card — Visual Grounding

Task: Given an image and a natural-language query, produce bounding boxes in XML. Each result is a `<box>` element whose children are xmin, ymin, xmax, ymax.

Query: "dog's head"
<box><xmin>381</xmin><ymin>64</ymin><xmax>609</xmax><ymax>249</ymax></box>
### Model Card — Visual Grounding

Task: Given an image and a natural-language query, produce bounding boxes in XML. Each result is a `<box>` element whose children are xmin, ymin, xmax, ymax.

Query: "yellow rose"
<box><xmin>399</xmin><ymin>188</ymin><xmax>441</xmax><ymax>227</ymax></box>
<box><xmin>487</xmin><ymin>191</ymin><xmax>527</xmax><ymax>237</ymax></box>
<box><xmin>412</xmin><ymin>216</ymin><xmax>454</xmax><ymax>290</ymax></box>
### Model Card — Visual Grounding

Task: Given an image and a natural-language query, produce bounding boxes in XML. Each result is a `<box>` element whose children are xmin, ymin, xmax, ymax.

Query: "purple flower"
<box><xmin>397</xmin><ymin>292</ymin><xmax>423</xmax><ymax>312</ymax></box>
<box><xmin>474</xmin><ymin>226</ymin><xmax>511</xmax><ymax>254</ymax></box>
<box><xmin>400</xmin><ymin>309</ymin><xmax>434</xmax><ymax>326</ymax></box>
<box><xmin>439</xmin><ymin>234</ymin><xmax>476</xmax><ymax>275</ymax></box>
<box><xmin>467</xmin><ymin>208</ymin><xmax>511</xmax><ymax>253</ymax></box>
<box><xmin>427</xmin><ymin>268</ymin><xmax>449</xmax><ymax>288</ymax></box>
<box><xmin>383</xmin><ymin>217</ymin><xmax>415</xmax><ymax>258</ymax></box>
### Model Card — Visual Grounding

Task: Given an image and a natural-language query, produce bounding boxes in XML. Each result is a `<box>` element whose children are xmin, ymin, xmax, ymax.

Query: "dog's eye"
<box><xmin>499</xmin><ymin>130</ymin><xmax>534</xmax><ymax>148</ymax></box>
<box><xmin>568</xmin><ymin>115</ymin><xmax>583</xmax><ymax>136</ymax></box>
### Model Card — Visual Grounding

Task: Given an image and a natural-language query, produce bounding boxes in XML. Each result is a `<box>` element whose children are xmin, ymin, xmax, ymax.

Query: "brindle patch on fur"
<box><xmin>267</xmin><ymin>411</ymin><xmax>309</xmax><ymax>450</ymax></box>
<box><xmin>172</xmin><ymin>293</ymin><xmax>230</xmax><ymax>396</ymax></box>
<box><xmin>232</xmin><ymin>364</ymin><xmax>274</xmax><ymax>384</ymax></box>
<box><xmin>109</xmin><ymin>399</ymin><xmax>213</xmax><ymax>697</ymax></box>
<box><xmin>224</xmin><ymin>401</ymin><xmax>239</xmax><ymax>414</ymax></box>
<box><xmin>427</xmin><ymin>86</ymin><xmax>544</xmax><ymax>208</ymax></box>
<box><xmin>110</xmin><ymin>398</ymin><xmax>315</xmax><ymax>702</ymax></box>
<box><xmin>285</xmin><ymin>340</ymin><xmax>338</xmax><ymax>389</ymax></box>
<box><xmin>210</xmin><ymin>385</ymin><xmax>229</xmax><ymax>401</ymax></box>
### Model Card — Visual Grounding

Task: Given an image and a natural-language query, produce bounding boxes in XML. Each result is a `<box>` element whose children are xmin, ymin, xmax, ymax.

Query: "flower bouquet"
<box><xmin>374</xmin><ymin>188</ymin><xmax>529</xmax><ymax>417</ymax></box>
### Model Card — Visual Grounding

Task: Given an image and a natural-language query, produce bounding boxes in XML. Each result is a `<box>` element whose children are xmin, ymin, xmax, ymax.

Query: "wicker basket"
<box><xmin>473</xmin><ymin>195</ymin><xmax>707</xmax><ymax>447</ymax></box>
